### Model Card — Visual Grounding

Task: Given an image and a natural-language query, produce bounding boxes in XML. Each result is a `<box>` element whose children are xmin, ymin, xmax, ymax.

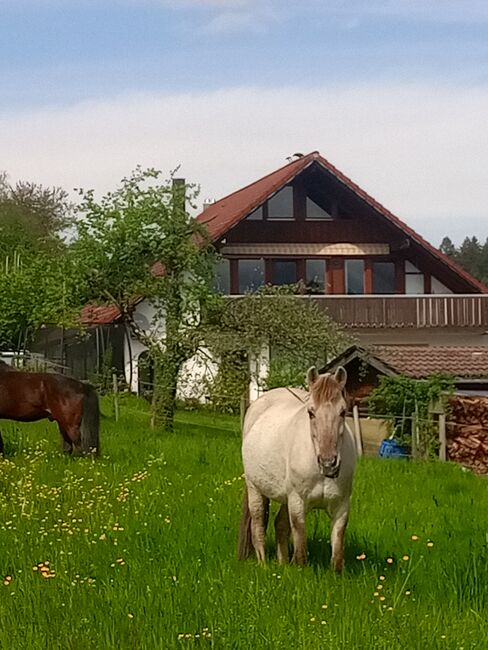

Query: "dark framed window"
<box><xmin>405</xmin><ymin>261</ymin><xmax>424</xmax><ymax>294</ymax></box>
<box><xmin>306</xmin><ymin>196</ymin><xmax>332</xmax><ymax>220</ymax></box>
<box><xmin>345</xmin><ymin>259</ymin><xmax>364</xmax><ymax>295</ymax></box>
<box><xmin>267</xmin><ymin>186</ymin><xmax>294</xmax><ymax>220</ymax></box>
<box><xmin>238</xmin><ymin>259</ymin><xmax>265</xmax><ymax>293</ymax></box>
<box><xmin>272</xmin><ymin>260</ymin><xmax>297</xmax><ymax>286</ymax></box>
<box><xmin>247</xmin><ymin>205</ymin><xmax>263</xmax><ymax>220</ymax></box>
<box><xmin>305</xmin><ymin>259</ymin><xmax>326</xmax><ymax>293</ymax></box>
<box><xmin>373</xmin><ymin>262</ymin><xmax>395</xmax><ymax>294</ymax></box>
<box><xmin>212</xmin><ymin>258</ymin><xmax>230</xmax><ymax>294</ymax></box>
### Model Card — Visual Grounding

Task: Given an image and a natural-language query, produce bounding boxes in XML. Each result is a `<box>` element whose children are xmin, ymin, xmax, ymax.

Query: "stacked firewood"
<box><xmin>447</xmin><ymin>396</ymin><xmax>488</xmax><ymax>474</ymax></box>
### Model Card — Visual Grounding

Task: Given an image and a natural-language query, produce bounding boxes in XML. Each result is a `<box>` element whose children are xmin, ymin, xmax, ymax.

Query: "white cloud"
<box><xmin>1</xmin><ymin>82</ymin><xmax>487</xmax><ymax>243</ymax></box>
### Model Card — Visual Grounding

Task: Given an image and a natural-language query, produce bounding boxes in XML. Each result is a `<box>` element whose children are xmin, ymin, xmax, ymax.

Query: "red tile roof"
<box><xmin>372</xmin><ymin>345</ymin><xmax>488</xmax><ymax>379</ymax></box>
<box><xmin>80</xmin><ymin>304</ymin><xmax>122</xmax><ymax>326</ymax></box>
<box><xmin>330</xmin><ymin>344</ymin><xmax>488</xmax><ymax>380</ymax></box>
<box><xmin>197</xmin><ymin>151</ymin><xmax>488</xmax><ymax>294</ymax></box>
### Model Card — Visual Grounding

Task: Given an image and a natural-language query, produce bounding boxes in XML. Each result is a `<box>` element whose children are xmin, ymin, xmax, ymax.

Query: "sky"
<box><xmin>1</xmin><ymin>0</ymin><xmax>488</xmax><ymax>244</ymax></box>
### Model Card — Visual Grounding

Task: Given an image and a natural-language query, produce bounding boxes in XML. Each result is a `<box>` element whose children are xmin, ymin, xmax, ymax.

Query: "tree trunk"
<box><xmin>151</xmin><ymin>353</ymin><xmax>181</xmax><ymax>431</ymax></box>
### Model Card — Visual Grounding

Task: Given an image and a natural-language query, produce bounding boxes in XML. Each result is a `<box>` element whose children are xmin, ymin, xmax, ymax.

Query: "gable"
<box><xmin>197</xmin><ymin>151</ymin><xmax>487</xmax><ymax>294</ymax></box>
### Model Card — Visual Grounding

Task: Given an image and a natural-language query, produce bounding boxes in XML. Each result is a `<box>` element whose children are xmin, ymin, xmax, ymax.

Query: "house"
<box><xmin>199</xmin><ymin>151</ymin><xmax>488</xmax><ymax>348</ymax></box>
<box><xmin>32</xmin><ymin>151</ymin><xmax>488</xmax><ymax>394</ymax></box>
<box><xmin>322</xmin><ymin>344</ymin><xmax>488</xmax><ymax>403</ymax></box>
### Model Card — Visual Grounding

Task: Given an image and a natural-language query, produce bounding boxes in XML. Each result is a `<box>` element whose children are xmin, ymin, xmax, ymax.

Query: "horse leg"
<box><xmin>330</xmin><ymin>504</ymin><xmax>349</xmax><ymax>573</ymax></box>
<box><xmin>247</xmin><ymin>483</ymin><xmax>268</xmax><ymax>563</ymax></box>
<box><xmin>275</xmin><ymin>504</ymin><xmax>290</xmax><ymax>564</ymax></box>
<box><xmin>58</xmin><ymin>423</ymin><xmax>73</xmax><ymax>454</ymax></box>
<box><xmin>288</xmin><ymin>493</ymin><xmax>307</xmax><ymax>566</ymax></box>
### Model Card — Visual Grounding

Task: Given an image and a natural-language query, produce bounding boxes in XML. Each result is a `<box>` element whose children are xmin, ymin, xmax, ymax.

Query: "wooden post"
<box><xmin>352</xmin><ymin>405</ymin><xmax>363</xmax><ymax>456</ymax></box>
<box><xmin>438</xmin><ymin>412</ymin><xmax>447</xmax><ymax>461</ymax></box>
<box><xmin>411</xmin><ymin>412</ymin><xmax>418</xmax><ymax>460</ymax></box>
<box><xmin>240</xmin><ymin>392</ymin><xmax>250</xmax><ymax>434</ymax></box>
<box><xmin>112</xmin><ymin>372</ymin><xmax>120</xmax><ymax>422</ymax></box>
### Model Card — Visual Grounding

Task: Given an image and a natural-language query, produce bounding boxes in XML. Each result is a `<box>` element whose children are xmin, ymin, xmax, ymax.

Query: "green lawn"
<box><xmin>0</xmin><ymin>395</ymin><xmax>487</xmax><ymax>649</ymax></box>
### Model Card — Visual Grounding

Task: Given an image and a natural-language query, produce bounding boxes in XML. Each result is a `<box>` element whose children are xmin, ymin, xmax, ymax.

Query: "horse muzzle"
<box><xmin>318</xmin><ymin>456</ymin><xmax>341</xmax><ymax>478</ymax></box>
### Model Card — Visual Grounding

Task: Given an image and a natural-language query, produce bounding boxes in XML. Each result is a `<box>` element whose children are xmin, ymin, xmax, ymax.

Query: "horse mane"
<box><xmin>310</xmin><ymin>373</ymin><xmax>343</xmax><ymax>405</ymax></box>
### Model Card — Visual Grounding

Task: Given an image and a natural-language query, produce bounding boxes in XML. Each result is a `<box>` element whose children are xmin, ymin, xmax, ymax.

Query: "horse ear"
<box><xmin>307</xmin><ymin>366</ymin><xmax>319</xmax><ymax>389</ymax></box>
<box><xmin>334</xmin><ymin>366</ymin><xmax>347</xmax><ymax>390</ymax></box>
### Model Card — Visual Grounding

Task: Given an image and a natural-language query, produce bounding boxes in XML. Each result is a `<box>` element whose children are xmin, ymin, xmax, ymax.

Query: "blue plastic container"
<box><xmin>379</xmin><ymin>438</ymin><xmax>409</xmax><ymax>459</ymax></box>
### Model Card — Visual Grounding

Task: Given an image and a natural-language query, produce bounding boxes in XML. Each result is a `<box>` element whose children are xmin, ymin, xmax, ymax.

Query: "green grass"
<box><xmin>0</xmin><ymin>395</ymin><xmax>487</xmax><ymax>649</ymax></box>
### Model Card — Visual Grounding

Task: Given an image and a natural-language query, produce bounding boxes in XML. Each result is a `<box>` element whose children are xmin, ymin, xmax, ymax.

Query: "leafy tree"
<box><xmin>0</xmin><ymin>173</ymin><xmax>76</xmax><ymax>349</ymax></box>
<box><xmin>0</xmin><ymin>172</ymin><xmax>72</xmax><ymax>255</ymax></box>
<box><xmin>73</xmin><ymin>167</ymin><xmax>218</xmax><ymax>431</ymax></box>
<box><xmin>0</xmin><ymin>251</ymin><xmax>80</xmax><ymax>349</ymax></box>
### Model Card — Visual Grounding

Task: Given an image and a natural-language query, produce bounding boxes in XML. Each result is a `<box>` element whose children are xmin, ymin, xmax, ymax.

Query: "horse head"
<box><xmin>307</xmin><ymin>366</ymin><xmax>348</xmax><ymax>478</ymax></box>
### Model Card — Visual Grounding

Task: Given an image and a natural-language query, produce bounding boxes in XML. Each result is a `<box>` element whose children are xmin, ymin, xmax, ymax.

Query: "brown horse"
<box><xmin>0</xmin><ymin>361</ymin><xmax>100</xmax><ymax>456</ymax></box>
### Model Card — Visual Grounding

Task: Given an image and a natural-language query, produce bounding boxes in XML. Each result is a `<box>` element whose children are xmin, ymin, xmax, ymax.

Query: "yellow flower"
<box><xmin>411</xmin><ymin>535</ymin><xmax>419</xmax><ymax>541</ymax></box>
<box><xmin>427</xmin><ymin>541</ymin><xmax>434</xmax><ymax>548</ymax></box>
<box><xmin>356</xmin><ymin>553</ymin><xmax>366</xmax><ymax>560</ymax></box>
<box><xmin>402</xmin><ymin>555</ymin><xmax>410</xmax><ymax>561</ymax></box>
<box><xmin>386</xmin><ymin>558</ymin><xmax>394</xmax><ymax>564</ymax></box>
<box><xmin>379</xmin><ymin>575</ymin><xmax>385</xmax><ymax>581</ymax></box>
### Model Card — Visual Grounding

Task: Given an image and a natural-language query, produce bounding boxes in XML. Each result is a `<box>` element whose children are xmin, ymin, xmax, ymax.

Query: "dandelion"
<box><xmin>3</xmin><ymin>576</ymin><xmax>12</xmax><ymax>586</ymax></box>
<box><xmin>386</xmin><ymin>558</ymin><xmax>394</xmax><ymax>564</ymax></box>
<box><xmin>427</xmin><ymin>541</ymin><xmax>434</xmax><ymax>548</ymax></box>
<box><xmin>379</xmin><ymin>596</ymin><xmax>385</xmax><ymax>602</ymax></box>
<box><xmin>405</xmin><ymin>590</ymin><xmax>411</xmax><ymax>596</ymax></box>
<box><xmin>402</xmin><ymin>555</ymin><xmax>410</xmax><ymax>561</ymax></box>
<box><xmin>411</xmin><ymin>535</ymin><xmax>419</xmax><ymax>541</ymax></box>
<box><xmin>356</xmin><ymin>553</ymin><xmax>366</xmax><ymax>560</ymax></box>
<box><xmin>128</xmin><ymin>613</ymin><xmax>134</xmax><ymax>620</ymax></box>
<box><xmin>379</xmin><ymin>575</ymin><xmax>385</xmax><ymax>581</ymax></box>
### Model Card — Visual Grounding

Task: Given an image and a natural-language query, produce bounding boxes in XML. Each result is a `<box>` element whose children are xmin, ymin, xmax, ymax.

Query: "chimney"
<box><xmin>203</xmin><ymin>198</ymin><xmax>215</xmax><ymax>211</ymax></box>
<box><xmin>172</xmin><ymin>177</ymin><xmax>186</xmax><ymax>212</ymax></box>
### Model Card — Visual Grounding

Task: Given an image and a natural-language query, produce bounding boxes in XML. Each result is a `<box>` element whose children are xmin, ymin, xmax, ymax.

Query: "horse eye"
<box><xmin>340</xmin><ymin>408</ymin><xmax>346</xmax><ymax>418</ymax></box>
<box><xmin>308</xmin><ymin>408</ymin><xmax>316</xmax><ymax>419</ymax></box>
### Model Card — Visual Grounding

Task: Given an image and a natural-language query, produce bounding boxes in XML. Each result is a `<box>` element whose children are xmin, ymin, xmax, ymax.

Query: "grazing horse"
<box><xmin>0</xmin><ymin>361</ymin><xmax>100</xmax><ymax>456</ymax></box>
<box><xmin>238</xmin><ymin>366</ymin><xmax>356</xmax><ymax>572</ymax></box>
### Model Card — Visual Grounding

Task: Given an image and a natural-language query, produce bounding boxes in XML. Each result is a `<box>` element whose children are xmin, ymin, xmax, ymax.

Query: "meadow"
<box><xmin>0</xmin><ymin>395</ymin><xmax>487</xmax><ymax>649</ymax></box>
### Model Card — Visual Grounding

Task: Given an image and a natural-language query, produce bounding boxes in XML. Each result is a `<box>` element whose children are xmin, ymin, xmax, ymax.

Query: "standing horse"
<box><xmin>0</xmin><ymin>361</ymin><xmax>100</xmax><ymax>456</ymax></box>
<box><xmin>238</xmin><ymin>366</ymin><xmax>356</xmax><ymax>572</ymax></box>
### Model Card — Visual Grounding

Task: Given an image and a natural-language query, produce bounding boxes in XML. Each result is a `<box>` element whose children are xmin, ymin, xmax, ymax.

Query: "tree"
<box><xmin>0</xmin><ymin>172</ymin><xmax>72</xmax><ymax>255</ymax></box>
<box><xmin>73</xmin><ymin>167</ymin><xmax>218</xmax><ymax>430</ymax></box>
<box><xmin>0</xmin><ymin>251</ymin><xmax>80</xmax><ymax>349</ymax></box>
<box><xmin>440</xmin><ymin>234</ymin><xmax>488</xmax><ymax>285</ymax></box>
<box><xmin>0</xmin><ymin>173</ymin><xmax>76</xmax><ymax>349</ymax></box>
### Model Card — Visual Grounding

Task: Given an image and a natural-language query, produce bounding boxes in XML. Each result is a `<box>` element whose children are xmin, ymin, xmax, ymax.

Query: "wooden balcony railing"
<box><xmin>228</xmin><ymin>295</ymin><xmax>488</xmax><ymax>329</ymax></box>
<box><xmin>305</xmin><ymin>295</ymin><xmax>488</xmax><ymax>329</ymax></box>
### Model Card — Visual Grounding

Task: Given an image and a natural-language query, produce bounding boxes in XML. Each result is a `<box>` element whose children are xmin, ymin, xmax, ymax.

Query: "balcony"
<box><xmin>227</xmin><ymin>294</ymin><xmax>488</xmax><ymax>329</ymax></box>
<box><xmin>306</xmin><ymin>295</ymin><xmax>488</xmax><ymax>329</ymax></box>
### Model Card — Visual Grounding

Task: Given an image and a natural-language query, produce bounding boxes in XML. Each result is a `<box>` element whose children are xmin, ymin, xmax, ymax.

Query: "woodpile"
<box><xmin>447</xmin><ymin>396</ymin><xmax>488</xmax><ymax>474</ymax></box>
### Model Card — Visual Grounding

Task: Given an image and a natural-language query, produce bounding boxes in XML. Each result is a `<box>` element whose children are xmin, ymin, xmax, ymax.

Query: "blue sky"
<box><xmin>1</xmin><ymin>0</ymin><xmax>488</xmax><ymax>243</ymax></box>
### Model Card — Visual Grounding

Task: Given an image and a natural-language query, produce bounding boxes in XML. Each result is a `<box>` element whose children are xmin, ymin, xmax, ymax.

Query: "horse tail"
<box><xmin>80</xmin><ymin>384</ymin><xmax>100</xmax><ymax>455</ymax></box>
<box><xmin>237</xmin><ymin>486</ymin><xmax>253</xmax><ymax>560</ymax></box>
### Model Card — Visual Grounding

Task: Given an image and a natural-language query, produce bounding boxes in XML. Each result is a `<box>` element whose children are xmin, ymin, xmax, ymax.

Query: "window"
<box><xmin>306</xmin><ymin>196</ymin><xmax>332</xmax><ymax>220</ymax></box>
<box><xmin>405</xmin><ymin>261</ymin><xmax>424</xmax><ymax>294</ymax></box>
<box><xmin>267</xmin><ymin>186</ymin><xmax>294</xmax><ymax>220</ymax></box>
<box><xmin>272</xmin><ymin>260</ymin><xmax>297</xmax><ymax>286</ymax></box>
<box><xmin>212</xmin><ymin>259</ymin><xmax>230</xmax><ymax>294</ymax></box>
<box><xmin>247</xmin><ymin>205</ymin><xmax>263</xmax><ymax>220</ymax></box>
<box><xmin>431</xmin><ymin>277</ymin><xmax>452</xmax><ymax>294</ymax></box>
<box><xmin>238</xmin><ymin>259</ymin><xmax>265</xmax><ymax>293</ymax></box>
<box><xmin>305</xmin><ymin>259</ymin><xmax>326</xmax><ymax>293</ymax></box>
<box><xmin>373</xmin><ymin>262</ymin><xmax>395</xmax><ymax>294</ymax></box>
<box><xmin>345</xmin><ymin>259</ymin><xmax>364</xmax><ymax>294</ymax></box>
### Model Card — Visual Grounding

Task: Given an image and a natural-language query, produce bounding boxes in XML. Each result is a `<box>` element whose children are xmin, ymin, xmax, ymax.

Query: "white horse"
<box><xmin>238</xmin><ymin>366</ymin><xmax>356</xmax><ymax>572</ymax></box>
